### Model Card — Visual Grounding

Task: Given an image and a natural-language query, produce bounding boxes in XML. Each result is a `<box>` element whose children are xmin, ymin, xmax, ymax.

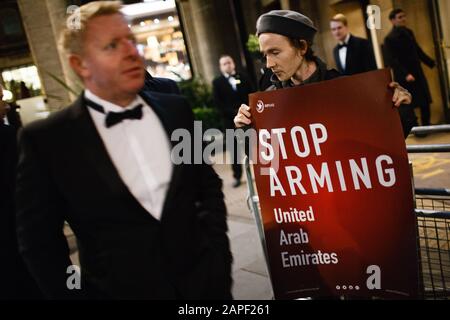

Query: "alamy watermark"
<box><xmin>66</xmin><ymin>5</ymin><xmax>81</xmax><ymax>30</ymax></box>
<box><xmin>66</xmin><ymin>265</ymin><xmax>81</xmax><ymax>290</ymax></box>
<box><xmin>366</xmin><ymin>5</ymin><xmax>382</xmax><ymax>30</ymax></box>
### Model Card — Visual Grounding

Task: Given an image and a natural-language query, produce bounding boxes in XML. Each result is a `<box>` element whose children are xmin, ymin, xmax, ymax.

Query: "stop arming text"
<box><xmin>258</xmin><ymin>124</ymin><xmax>398</xmax><ymax>197</ymax></box>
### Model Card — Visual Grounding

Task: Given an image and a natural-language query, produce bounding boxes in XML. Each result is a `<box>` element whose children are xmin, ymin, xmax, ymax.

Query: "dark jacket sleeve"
<box><xmin>158</xmin><ymin>77</ymin><xmax>181</xmax><ymax>95</ymax></box>
<box><xmin>241</xmin><ymin>72</ymin><xmax>255</xmax><ymax>97</ymax></box>
<box><xmin>384</xmin><ymin>35</ymin><xmax>409</xmax><ymax>81</ymax></box>
<box><xmin>212</xmin><ymin>78</ymin><xmax>228</xmax><ymax>118</ymax></box>
<box><xmin>143</xmin><ymin>70</ymin><xmax>181</xmax><ymax>95</ymax></box>
<box><xmin>0</xmin><ymin>126</ymin><xmax>17</xmax><ymax>230</ymax></box>
<box><xmin>412</xmin><ymin>33</ymin><xmax>435</xmax><ymax>68</ymax></box>
<box><xmin>15</xmin><ymin>127</ymin><xmax>85</xmax><ymax>299</ymax></box>
<box><xmin>362</xmin><ymin>39</ymin><xmax>378</xmax><ymax>72</ymax></box>
<box><xmin>198</xmin><ymin>164</ymin><xmax>230</xmax><ymax>250</ymax></box>
<box><xmin>333</xmin><ymin>46</ymin><xmax>341</xmax><ymax>73</ymax></box>
<box><xmin>189</xmin><ymin>110</ymin><xmax>229</xmax><ymax>250</ymax></box>
<box><xmin>0</xmin><ymin>126</ymin><xmax>18</xmax><ymax>256</ymax></box>
<box><xmin>170</xmin><ymin>79</ymin><xmax>181</xmax><ymax>95</ymax></box>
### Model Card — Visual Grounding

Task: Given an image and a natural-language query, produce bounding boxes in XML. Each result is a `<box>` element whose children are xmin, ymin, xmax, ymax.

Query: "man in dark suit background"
<box><xmin>15</xmin><ymin>1</ymin><xmax>232</xmax><ymax>300</ymax></box>
<box><xmin>144</xmin><ymin>70</ymin><xmax>180</xmax><ymax>95</ymax></box>
<box><xmin>384</xmin><ymin>9</ymin><xmax>436</xmax><ymax>127</ymax></box>
<box><xmin>213</xmin><ymin>55</ymin><xmax>254</xmax><ymax>188</ymax></box>
<box><xmin>330</xmin><ymin>14</ymin><xmax>377</xmax><ymax>76</ymax></box>
<box><xmin>0</xmin><ymin>84</ymin><xmax>41</xmax><ymax>299</ymax></box>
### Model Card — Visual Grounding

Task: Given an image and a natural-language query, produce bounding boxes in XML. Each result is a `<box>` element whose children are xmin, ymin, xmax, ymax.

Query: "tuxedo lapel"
<box><xmin>221</xmin><ymin>75</ymin><xmax>235</xmax><ymax>93</ymax></box>
<box><xmin>235</xmin><ymin>73</ymin><xmax>246</xmax><ymax>95</ymax></box>
<box><xmin>345</xmin><ymin>35</ymin><xmax>355</xmax><ymax>74</ymax></box>
<box><xmin>333</xmin><ymin>47</ymin><xmax>343</xmax><ymax>73</ymax></box>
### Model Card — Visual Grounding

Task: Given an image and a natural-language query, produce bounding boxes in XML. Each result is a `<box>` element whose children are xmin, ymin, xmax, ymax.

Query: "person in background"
<box><xmin>330</xmin><ymin>13</ymin><xmax>377</xmax><ymax>75</ymax></box>
<box><xmin>213</xmin><ymin>55</ymin><xmax>254</xmax><ymax>188</ymax></box>
<box><xmin>234</xmin><ymin>10</ymin><xmax>413</xmax><ymax>137</ymax></box>
<box><xmin>384</xmin><ymin>8</ymin><xmax>436</xmax><ymax>127</ymax></box>
<box><xmin>19</xmin><ymin>81</ymin><xmax>31</xmax><ymax>99</ymax></box>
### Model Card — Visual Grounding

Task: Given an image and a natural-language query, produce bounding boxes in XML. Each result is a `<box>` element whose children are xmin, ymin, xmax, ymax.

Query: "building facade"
<box><xmin>1</xmin><ymin>0</ymin><xmax>449</xmax><ymax>124</ymax></box>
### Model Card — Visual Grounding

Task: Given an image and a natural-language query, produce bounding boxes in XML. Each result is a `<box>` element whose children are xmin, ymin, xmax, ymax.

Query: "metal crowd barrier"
<box><xmin>408</xmin><ymin>125</ymin><xmax>450</xmax><ymax>300</ymax></box>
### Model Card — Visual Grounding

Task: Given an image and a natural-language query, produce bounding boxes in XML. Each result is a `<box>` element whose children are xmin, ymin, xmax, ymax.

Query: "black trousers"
<box><xmin>418</xmin><ymin>104</ymin><xmax>431</xmax><ymax>126</ymax></box>
<box><xmin>223</xmin><ymin>117</ymin><xmax>243</xmax><ymax>181</ymax></box>
<box><xmin>399</xmin><ymin>104</ymin><xmax>419</xmax><ymax>138</ymax></box>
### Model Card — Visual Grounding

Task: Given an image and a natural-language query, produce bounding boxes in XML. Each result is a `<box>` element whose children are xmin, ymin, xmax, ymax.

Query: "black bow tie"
<box><xmin>338</xmin><ymin>43</ymin><xmax>348</xmax><ymax>50</ymax></box>
<box><xmin>85</xmin><ymin>98</ymin><xmax>144</xmax><ymax>128</ymax></box>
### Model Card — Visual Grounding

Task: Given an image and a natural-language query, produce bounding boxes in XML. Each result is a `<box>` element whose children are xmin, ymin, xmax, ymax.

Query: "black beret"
<box><xmin>256</xmin><ymin>10</ymin><xmax>317</xmax><ymax>43</ymax></box>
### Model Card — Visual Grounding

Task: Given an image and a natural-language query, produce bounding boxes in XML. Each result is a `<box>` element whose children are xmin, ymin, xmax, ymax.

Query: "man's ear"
<box><xmin>299</xmin><ymin>40</ymin><xmax>308</xmax><ymax>56</ymax></box>
<box><xmin>69</xmin><ymin>54</ymin><xmax>89</xmax><ymax>80</ymax></box>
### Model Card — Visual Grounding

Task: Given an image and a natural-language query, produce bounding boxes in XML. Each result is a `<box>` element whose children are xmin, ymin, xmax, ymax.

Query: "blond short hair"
<box><xmin>59</xmin><ymin>1</ymin><xmax>123</xmax><ymax>55</ymax></box>
<box><xmin>331</xmin><ymin>13</ymin><xmax>348</xmax><ymax>27</ymax></box>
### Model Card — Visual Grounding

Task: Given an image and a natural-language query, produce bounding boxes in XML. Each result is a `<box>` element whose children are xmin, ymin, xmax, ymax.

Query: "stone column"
<box><xmin>47</xmin><ymin>0</ymin><xmax>82</xmax><ymax>102</ymax></box>
<box><xmin>177</xmin><ymin>0</ymin><xmax>244</xmax><ymax>85</ymax></box>
<box><xmin>17</xmin><ymin>0</ymin><xmax>72</xmax><ymax>111</ymax></box>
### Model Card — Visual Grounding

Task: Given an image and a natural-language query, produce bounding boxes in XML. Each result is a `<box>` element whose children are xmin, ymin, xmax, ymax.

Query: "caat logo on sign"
<box><xmin>256</xmin><ymin>100</ymin><xmax>275</xmax><ymax>113</ymax></box>
<box><xmin>256</xmin><ymin>100</ymin><xmax>265</xmax><ymax>113</ymax></box>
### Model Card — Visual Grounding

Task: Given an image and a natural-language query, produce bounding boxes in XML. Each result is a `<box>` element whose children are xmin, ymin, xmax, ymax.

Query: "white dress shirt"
<box><xmin>339</xmin><ymin>33</ymin><xmax>351</xmax><ymax>71</ymax></box>
<box><xmin>85</xmin><ymin>90</ymin><xmax>173</xmax><ymax>221</ymax></box>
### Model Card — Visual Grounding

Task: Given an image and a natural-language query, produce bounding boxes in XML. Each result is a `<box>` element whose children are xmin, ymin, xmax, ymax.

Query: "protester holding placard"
<box><xmin>234</xmin><ymin>10</ymin><xmax>419</xmax><ymax>300</ymax></box>
<box><xmin>234</xmin><ymin>10</ymin><xmax>413</xmax><ymax>133</ymax></box>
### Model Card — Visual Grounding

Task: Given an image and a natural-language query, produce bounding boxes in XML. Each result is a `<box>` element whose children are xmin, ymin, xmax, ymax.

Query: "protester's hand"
<box><xmin>406</xmin><ymin>74</ymin><xmax>415</xmax><ymax>82</ymax></box>
<box><xmin>390</xmin><ymin>82</ymin><xmax>412</xmax><ymax>108</ymax></box>
<box><xmin>234</xmin><ymin>104</ymin><xmax>252</xmax><ymax>128</ymax></box>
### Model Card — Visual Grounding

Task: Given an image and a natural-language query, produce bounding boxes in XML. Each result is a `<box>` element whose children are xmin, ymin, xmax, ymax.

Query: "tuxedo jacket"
<box><xmin>144</xmin><ymin>71</ymin><xmax>180</xmax><ymax>95</ymax></box>
<box><xmin>15</xmin><ymin>91</ymin><xmax>232</xmax><ymax>300</ymax></box>
<box><xmin>0</xmin><ymin>124</ymin><xmax>42</xmax><ymax>299</ymax></box>
<box><xmin>333</xmin><ymin>35</ymin><xmax>377</xmax><ymax>76</ymax></box>
<box><xmin>0</xmin><ymin>124</ymin><xmax>16</xmax><ymax>246</ymax></box>
<box><xmin>212</xmin><ymin>73</ymin><xmax>254</xmax><ymax>124</ymax></box>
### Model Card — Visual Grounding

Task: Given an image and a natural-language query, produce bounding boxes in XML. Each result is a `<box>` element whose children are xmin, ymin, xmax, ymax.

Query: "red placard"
<box><xmin>249</xmin><ymin>69</ymin><xmax>418</xmax><ymax>300</ymax></box>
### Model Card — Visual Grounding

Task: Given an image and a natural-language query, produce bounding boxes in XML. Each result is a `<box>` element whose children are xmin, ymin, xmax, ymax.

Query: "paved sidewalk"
<box><xmin>212</xmin><ymin>161</ymin><xmax>273</xmax><ymax>300</ymax></box>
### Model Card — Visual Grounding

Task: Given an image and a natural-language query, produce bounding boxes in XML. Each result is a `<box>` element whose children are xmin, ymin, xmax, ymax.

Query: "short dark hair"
<box><xmin>219</xmin><ymin>54</ymin><xmax>233</xmax><ymax>61</ymax></box>
<box><xmin>288</xmin><ymin>38</ymin><xmax>315</xmax><ymax>62</ymax></box>
<box><xmin>389</xmin><ymin>9</ymin><xmax>404</xmax><ymax>20</ymax></box>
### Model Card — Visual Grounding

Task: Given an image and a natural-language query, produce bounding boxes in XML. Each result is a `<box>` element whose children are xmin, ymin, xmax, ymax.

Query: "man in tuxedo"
<box><xmin>384</xmin><ymin>9</ymin><xmax>436</xmax><ymax>127</ymax></box>
<box><xmin>212</xmin><ymin>55</ymin><xmax>254</xmax><ymax>188</ymax></box>
<box><xmin>0</xmin><ymin>84</ymin><xmax>42</xmax><ymax>299</ymax></box>
<box><xmin>15</xmin><ymin>1</ymin><xmax>232</xmax><ymax>300</ymax></box>
<box><xmin>330</xmin><ymin>14</ymin><xmax>377</xmax><ymax>76</ymax></box>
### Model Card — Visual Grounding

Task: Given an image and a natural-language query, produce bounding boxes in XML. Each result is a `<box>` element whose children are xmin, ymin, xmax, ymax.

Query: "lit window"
<box><xmin>122</xmin><ymin>0</ymin><xmax>192</xmax><ymax>81</ymax></box>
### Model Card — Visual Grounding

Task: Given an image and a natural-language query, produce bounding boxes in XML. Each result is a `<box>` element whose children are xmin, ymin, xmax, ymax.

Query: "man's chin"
<box><xmin>128</xmin><ymin>78</ymin><xmax>145</xmax><ymax>91</ymax></box>
<box><xmin>138</xmin><ymin>82</ymin><xmax>147</xmax><ymax>93</ymax></box>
